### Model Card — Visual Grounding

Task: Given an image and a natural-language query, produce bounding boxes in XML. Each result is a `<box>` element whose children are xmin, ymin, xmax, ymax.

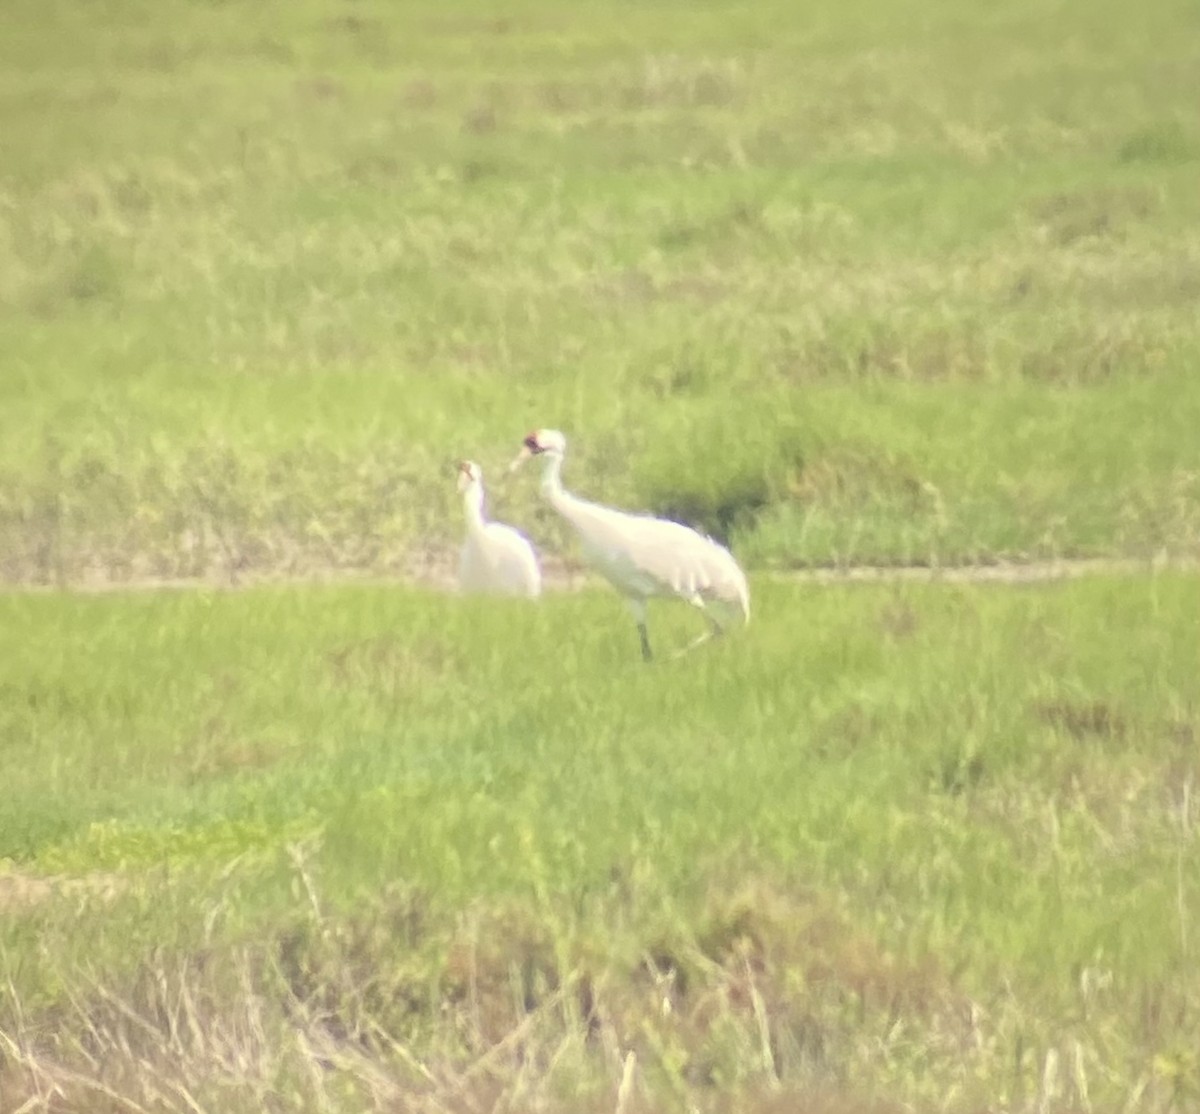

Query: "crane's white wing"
<box><xmin>459</xmin><ymin>523</ymin><xmax>541</xmax><ymax>598</ymax></box>
<box><xmin>562</xmin><ymin>500</ymin><xmax>749</xmax><ymax>622</ymax></box>
<box><xmin>484</xmin><ymin>523</ymin><xmax>542</xmax><ymax>597</ymax></box>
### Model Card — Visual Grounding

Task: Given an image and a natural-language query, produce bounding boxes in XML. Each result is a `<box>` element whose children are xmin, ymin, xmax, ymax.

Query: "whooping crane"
<box><xmin>456</xmin><ymin>460</ymin><xmax>542</xmax><ymax>598</ymax></box>
<box><xmin>510</xmin><ymin>430</ymin><xmax>749</xmax><ymax>660</ymax></box>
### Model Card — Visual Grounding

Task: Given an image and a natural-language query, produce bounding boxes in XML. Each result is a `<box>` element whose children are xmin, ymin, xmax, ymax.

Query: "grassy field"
<box><xmin>3</xmin><ymin>0</ymin><xmax>1199</xmax><ymax>1110</ymax></box>
<box><xmin>1</xmin><ymin>0</ymin><xmax>1199</xmax><ymax>582</ymax></box>
<box><xmin>2</xmin><ymin>575</ymin><xmax>1199</xmax><ymax>1111</ymax></box>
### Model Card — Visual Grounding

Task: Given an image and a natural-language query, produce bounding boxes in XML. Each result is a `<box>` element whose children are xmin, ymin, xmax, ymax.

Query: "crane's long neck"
<box><xmin>462</xmin><ymin>483</ymin><xmax>487</xmax><ymax>534</ymax></box>
<box><xmin>539</xmin><ymin>452</ymin><xmax>591</xmax><ymax>525</ymax></box>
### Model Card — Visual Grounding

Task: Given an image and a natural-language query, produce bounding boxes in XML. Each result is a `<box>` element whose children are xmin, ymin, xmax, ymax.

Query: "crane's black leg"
<box><xmin>627</xmin><ymin>599</ymin><xmax>653</xmax><ymax>662</ymax></box>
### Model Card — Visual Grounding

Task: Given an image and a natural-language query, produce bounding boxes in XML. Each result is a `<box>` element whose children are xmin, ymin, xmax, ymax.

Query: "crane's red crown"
<box><xmin>522</xmin><ymin>432</ymin><xmax>545</xmax><ymax>454</ymax></box>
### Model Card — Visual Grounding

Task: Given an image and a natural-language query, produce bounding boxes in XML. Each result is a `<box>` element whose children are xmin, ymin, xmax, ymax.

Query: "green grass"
<box><xmin>2</xmin><ymin>575</ymin><xmax>1198</xmax><ymax>1109</ymax></box>
<box><xmin>2</xmin><ymin>0</ymin><xmax>1200</xmax><ymax>582</ymax></box>
<box><xmin>3</xmin><ymin>0</ymin><xmax>1199</xmax><ymax>1109</ymax></box>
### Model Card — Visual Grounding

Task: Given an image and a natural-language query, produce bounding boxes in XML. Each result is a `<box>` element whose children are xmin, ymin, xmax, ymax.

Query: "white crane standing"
<box><xmin>456</xmin><ymin>460</ymin><xmax>542</xmax><ymax>598</ymax></box>
<box><xmin>510</xmin><ymin>429</ymin><xmax>749</xmax><ymax>660</ymax></box>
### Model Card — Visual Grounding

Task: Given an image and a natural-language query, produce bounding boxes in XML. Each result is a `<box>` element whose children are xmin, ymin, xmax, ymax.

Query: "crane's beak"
<box><xmin>508</xmin><ymin>445</ymin><xmax>532</xmax><ymax>474</ymax></box>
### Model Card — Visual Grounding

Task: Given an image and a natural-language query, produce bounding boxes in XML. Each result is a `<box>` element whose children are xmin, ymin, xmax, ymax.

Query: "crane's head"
<box><xmin>509</xmin><ymin>429</ymin><xmax>567</xmax><ymax>472</ymax></box>
<box><xmin>456</xmin><ymin>459</ymin><xmax>483</xmax><ymax>493</ymax></box>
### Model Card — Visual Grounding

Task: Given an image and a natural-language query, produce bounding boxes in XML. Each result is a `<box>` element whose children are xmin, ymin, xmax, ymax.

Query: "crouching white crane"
<box><xmin>510</xmin><ymin>429</ymin><xmax>749</xmax><ymax>660</ymax></box>
<box><xmin>456</xmin><ymin>460</ymin><xmax>542</xmax><ymax>598</ymax></box>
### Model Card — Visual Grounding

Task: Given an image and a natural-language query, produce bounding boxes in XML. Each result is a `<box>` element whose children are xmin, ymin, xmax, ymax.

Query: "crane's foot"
<box><xmin>670</xmin><ymin>616</ymin><xmax>725</xmax><ymax>660</ymax></box>
<box><xmin>671</xmin><ymin>630</ymin><xmax>713</xmax><ymax>660</ymax></box>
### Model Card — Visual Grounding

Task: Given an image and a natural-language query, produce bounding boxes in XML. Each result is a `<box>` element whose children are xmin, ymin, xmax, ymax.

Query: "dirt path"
<box><xmin>761</xmin><ymin>553</ymin><xmax>1197</xmax><ymax>585</ymax></box>
<box><xmin>2</xmin><ymin>552</ymin><xmax>1195</xmax><ymax>596</ymax></box>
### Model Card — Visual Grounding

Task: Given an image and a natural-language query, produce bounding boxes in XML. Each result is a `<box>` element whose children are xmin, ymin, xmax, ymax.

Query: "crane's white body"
<box><xmin>550</xmin><ymin>486</ymin><xmax>750</xmax><ymax>626</ymax></box>
<box><xmin>512</xmin><ymin>431</ymin><xmax>748</xmax><ymax>659</ymax></box>
<box><xmin>456</xmin><ymin>462</ymin><xmax>541</xmax><ymax>599</ymax></box>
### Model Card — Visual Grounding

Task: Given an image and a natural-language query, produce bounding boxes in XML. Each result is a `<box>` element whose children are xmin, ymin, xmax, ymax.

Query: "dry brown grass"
<box><xmin>0</xmin><ymin>877</ymin><xmax>957</xmax><ymax>1114</ymax></box>
<box><xmin>0</xmin><ymin>868</ymin><xmax>124</xmax><ymax>915</ymax></box>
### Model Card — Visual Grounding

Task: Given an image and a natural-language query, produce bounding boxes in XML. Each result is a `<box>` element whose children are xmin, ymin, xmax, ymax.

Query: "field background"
<box><xmin>2</xmin><ymin>0</ymin><xmax>1199</xmax><ymax>1111</ymax></box>
<box><xmin>2</xmin><ymin>0</ymin><xmax>1199</xmax><ymax>582</ymax></box>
